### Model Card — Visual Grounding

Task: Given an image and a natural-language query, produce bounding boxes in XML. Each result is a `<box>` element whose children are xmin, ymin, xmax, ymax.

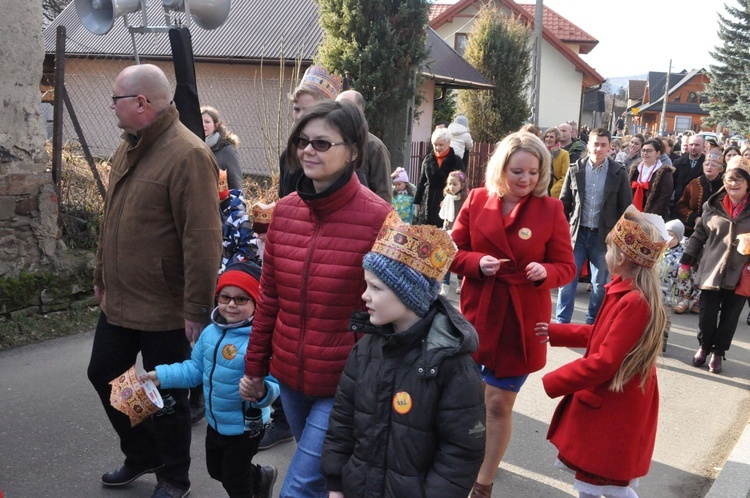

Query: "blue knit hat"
<box><xmin>363</xmin><ymin>212</ymin><xmax>456</xmax><ymax>317</ymax></box>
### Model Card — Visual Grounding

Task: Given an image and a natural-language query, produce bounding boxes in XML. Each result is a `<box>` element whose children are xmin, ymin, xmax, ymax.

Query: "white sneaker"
<box><xmin>440</xmin><ymin>283</ymin><xmax>449</xmax><ymax>296</ymax></box>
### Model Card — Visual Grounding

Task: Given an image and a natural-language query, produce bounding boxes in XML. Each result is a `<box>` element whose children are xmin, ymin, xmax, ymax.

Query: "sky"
<box><xmin>434</xmin><ymin>0</ymin><xmax>728</xmax><ymax>80</ymax></box>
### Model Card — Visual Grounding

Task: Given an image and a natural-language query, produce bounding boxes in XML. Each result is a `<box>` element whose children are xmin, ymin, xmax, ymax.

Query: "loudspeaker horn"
<box><xmin>162</xmin><ymin>0</ymin><xmax>231</xmax><ymax>30</ymax></box>
<box><xmin>75</xmin><ymin>0</ymin><xmax>143</xmax><ymax>35</ymax></box>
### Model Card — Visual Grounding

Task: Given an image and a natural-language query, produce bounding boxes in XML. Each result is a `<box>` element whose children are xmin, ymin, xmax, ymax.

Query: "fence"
<box><xmin>408</xmin><ymin>141</ymin><xmax>494</xmax><ymax>190</ymax></box>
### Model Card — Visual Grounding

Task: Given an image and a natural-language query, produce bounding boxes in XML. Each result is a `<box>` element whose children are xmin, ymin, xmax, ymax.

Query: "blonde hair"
<box><xmin>201</xmin><ymin>106</ymin><xmax>239</xmax><ymax>147</ymax></box>
<box><xmin>485</xmin><ymin>131</ymin><xmax>551</xmax><ymax>198</ymax></box>
<box><xmin>605</xmin><ymin>212</ymin><xmax>666</xmax><ymax>392</ymax></box>
<box><xmin>544</xmin><ymin>127</ymin><xmax>561</xmax><ymax>142</ymax></box>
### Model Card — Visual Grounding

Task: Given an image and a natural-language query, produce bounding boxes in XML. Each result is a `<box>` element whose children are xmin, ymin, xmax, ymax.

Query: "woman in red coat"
<box><xmin>538</xmin><ymin>210</ymin><xmax>667</xmax><ymax>498</ymax></box>
<box><xmin>240</xmin><ymin>100</ymin><xmax>392</xmax><ymax>497</ymax></box>
<box><xmin>450</xmin><ymin>131</ymin><xmax>576</xmax><ymax>497</ymax></box>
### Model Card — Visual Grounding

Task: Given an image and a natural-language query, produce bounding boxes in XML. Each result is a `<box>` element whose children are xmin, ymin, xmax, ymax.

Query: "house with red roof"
<box><xmin>427</xmin><ymin>0</ymin><xmax>604</xmax><ymax>130</ymax></box>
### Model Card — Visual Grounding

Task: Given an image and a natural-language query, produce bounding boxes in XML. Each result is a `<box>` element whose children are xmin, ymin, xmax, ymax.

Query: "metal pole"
<box><xmin>659</xmin><ymin>59</ymin><xmax>671</xmax><ymax>136</ymax></box>
<box><xmin>531</xmin><ymin>0</ymin><xmax>543</xmax><ymax>126</ymax></box>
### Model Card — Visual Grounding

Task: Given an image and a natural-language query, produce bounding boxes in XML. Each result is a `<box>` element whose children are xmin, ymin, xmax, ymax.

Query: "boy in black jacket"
<box><xmin>321</xmin><ymin>211</ymin><xmax>486</xmax><ymax>498</ymax></box>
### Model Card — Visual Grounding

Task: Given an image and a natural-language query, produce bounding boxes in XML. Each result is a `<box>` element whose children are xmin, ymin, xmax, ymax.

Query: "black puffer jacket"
<box><xmin>321</xmin><ymin>297</ymin><xmax>486</xmax><ymax>498</ymax></box>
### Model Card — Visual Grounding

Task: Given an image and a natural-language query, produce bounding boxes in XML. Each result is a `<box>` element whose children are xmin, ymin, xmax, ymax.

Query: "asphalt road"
<box><xmin>1</xmin><ymin>284</ymin><xmax>749</xmax><ymax>498</ymax></box>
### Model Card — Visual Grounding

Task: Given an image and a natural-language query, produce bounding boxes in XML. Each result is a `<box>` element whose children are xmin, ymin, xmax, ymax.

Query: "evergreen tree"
<box><xmin>458</xmin><ymin>6</ymin><xmax>532</xmax><ymax>143</ymax></box>
<box><xmin>703</xmin><ymin>0</ymin><xmax>750</xmax><ymax>133</ymax></box>
<box><xmin>318</xmin><ymin>0</ymin><xmax>430</xmax><ymax>167</ymax></box>
<box><xmin>432</xmin><ymin>89</ymin><xmax>457</xmax><ymax>129</ymax></box>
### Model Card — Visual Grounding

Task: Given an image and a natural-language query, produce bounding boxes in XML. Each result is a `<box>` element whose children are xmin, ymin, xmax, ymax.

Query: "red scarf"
<box><xmin>631</xmin><ymin>162</ymin><xmax>659</xmax><ymax>211</ymax></box>
<box><xmin>434</xmin><ymin>148</ymin><xmax>450</xmax><ymax>167</ymax></box>
<box><xmin>723</xmin><ymin>193</ymin><xmax>748</xmax><ymax>220</ymax></box>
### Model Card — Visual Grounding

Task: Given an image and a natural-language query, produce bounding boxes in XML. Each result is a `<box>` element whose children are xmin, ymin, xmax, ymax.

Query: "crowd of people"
<box><xmin>88</xmin><ymin>62</ymin><xmax>749</xmax><ymax>498</ymax></box>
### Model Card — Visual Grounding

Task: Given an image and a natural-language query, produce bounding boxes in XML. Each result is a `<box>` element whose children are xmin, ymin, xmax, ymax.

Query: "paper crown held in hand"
<box><xmin>370</xmin><ymin>211</ymin><xmax>457</xmax><ymax>281</ymax></box>
<box><xmin>109</xmin><ymin>365</ymin><xmax>164</xmax><ymax>427</ymax></box>
<box><xmin>300</xmin><ymin>65</ymin><xmax>342</xmax><ymax>100</ymax></box>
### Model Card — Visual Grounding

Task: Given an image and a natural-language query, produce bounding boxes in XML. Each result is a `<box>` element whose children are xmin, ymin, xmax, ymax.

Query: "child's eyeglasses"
<box><xmin>217</xmin><ymin>294</ymin><xmax>252</xmax><ymax>305</ymax></box>
<box><xmin>292</xmin><ymin>136</ymin><xmax>347</xmax><ymax>152</ymax></box>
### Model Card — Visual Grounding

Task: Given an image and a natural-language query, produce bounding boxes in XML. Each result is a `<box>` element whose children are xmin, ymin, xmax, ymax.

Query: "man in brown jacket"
<box><xmin>87</xmin><ymin>64</ymin><xmax>222</xmax><ymax>498</ymax></box>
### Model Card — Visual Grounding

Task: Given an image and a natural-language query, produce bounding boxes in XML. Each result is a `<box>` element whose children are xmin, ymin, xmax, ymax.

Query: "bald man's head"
<box><xmin>336</xmin><ymin>90</ymin><xmax>366</xmax><ymax>112</ymax></box>
<box><xmin>118</xmin><ymin>64</ymin><xmax>171</xmax><ymax>106</ymax></box>
<box><xmin>112</xmin><ymin>64</ymin><xmax>173</xmax><ymax>133</ymax></box>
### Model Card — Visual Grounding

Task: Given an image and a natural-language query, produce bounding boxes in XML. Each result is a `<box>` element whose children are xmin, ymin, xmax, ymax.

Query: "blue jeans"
<box><xmin>555</xmin><ymin>229</ymin><xmax>609</xmax><ymax>324</ymax></box>
<box><xmin>278</xmin><ymin>383</ymin><xmax>334</xmax><ymax>498</ymax></box>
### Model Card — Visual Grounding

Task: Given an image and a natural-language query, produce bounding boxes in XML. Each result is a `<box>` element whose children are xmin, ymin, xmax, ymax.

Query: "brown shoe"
<box><xmin>709</xmin><ymin>353</ymin><xmax>723</xmax><ymax>373</ymax></box>
<box><xmin>471</xmin><ymin>482</ymin><xmax>493</xmax><ymax>498</ymax></box>
<box><xmin>693</xmin><ymin>347</ymin><xmax>708</xmax><ymax>367</ymax></box>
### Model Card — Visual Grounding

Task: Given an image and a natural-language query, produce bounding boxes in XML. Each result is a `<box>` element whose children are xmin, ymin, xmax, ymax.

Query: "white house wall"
<box><xmin>413</xmin><ymin>80</ymin><xmax>436</xmax><ymax>142</ymax></box>
<box><xmin>538</xmin><ymin>40</ymin><xmax>583</xmax><ymax>129</ymax></box>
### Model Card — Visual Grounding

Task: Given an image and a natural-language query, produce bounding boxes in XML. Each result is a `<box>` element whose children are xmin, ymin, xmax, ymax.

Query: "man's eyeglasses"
<box><xmin>292</xmin><ymin>136</ymin><xmax>347</xmax><ymax>152</ymax></box>
<box><xmin>216</xmin><ymin>294</ymin><xmax>252</xmax><ymax>305</ymax></box>
<box><xmin>111</xmin><ymin>94</ymin><xmax>151</xmax><ymax>104</ymax></box>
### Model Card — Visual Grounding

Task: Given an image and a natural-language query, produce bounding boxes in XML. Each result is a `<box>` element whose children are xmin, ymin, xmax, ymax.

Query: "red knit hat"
<box><xmin>216</xmin><ymin>261</ymin><xmax>262</xmax><ymax>304</ymax></box>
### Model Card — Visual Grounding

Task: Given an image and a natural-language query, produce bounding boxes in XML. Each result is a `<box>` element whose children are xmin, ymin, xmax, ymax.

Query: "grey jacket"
<box><xmin>559</xmin><ymin>157</ymin><xmax>633</xmax><ymax>250</ymax></box>
<box><xmin>682</xmin><ymin>189</ymin><xmax>750</xmax><ymax>290</ymax></box>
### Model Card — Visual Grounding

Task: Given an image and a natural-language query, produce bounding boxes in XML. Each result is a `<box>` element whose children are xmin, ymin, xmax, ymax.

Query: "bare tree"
<box><xmin>43</xmin><ymin>0</ymin><xmax>72</xmax><ymax>26</ymax></box>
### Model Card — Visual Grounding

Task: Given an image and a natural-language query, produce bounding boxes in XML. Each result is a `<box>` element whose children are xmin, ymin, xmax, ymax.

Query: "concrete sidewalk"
<box><xmin>705</xmin><ymin>420</ymin><xmax>750</xmax><ymax>498</ymax></box>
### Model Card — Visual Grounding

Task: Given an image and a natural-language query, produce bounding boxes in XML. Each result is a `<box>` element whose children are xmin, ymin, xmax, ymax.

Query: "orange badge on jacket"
<box><xmin>392</xmin><ymin>391</ymin><xmax>413</xmax><ymax>414</ymax></box>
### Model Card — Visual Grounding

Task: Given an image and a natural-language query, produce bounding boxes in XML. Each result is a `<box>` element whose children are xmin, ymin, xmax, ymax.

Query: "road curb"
<box><xmin>704</xmin><ymin>420</ymin><xmax>750</xmax><ymax>498</ymax></box>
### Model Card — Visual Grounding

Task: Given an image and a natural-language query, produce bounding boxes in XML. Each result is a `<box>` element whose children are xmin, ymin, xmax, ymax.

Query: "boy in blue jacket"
<box><xmin>144</xmin><ymin>261</ymin><xmax>279</xmax><ymax>498</ymax></box>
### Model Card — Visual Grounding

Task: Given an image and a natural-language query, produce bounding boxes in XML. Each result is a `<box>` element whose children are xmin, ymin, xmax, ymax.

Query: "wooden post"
<box><xmin>52</xmin><ymin>25</ymin><xmax>66</xmax><ymax>211</ymax></box>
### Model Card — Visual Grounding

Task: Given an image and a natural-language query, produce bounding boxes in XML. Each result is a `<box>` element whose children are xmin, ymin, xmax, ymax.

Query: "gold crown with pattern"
<box><xmin>371</xmin><ymin>211</ymin><xmax>457</xmax><ymax>280</ymax></box>
<box><xmin>251</xmin><ymin>202</ymin><xmax>275</xmax><ymax>234</ymax></box>
<box><xmin>611</xmin><ymin>214</ymin><xmax>667</xmax><ymax>269</ymax></box>
<box><xmin>300</xmin><ymin>65</ymin><xmax>342</xmax><ymax>100</ymax></box>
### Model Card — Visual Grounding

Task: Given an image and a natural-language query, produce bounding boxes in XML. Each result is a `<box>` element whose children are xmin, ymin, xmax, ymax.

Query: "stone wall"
<box><xmin>0</xmin><ymin>1</ymin><xmax>94</xmax><ymax>315</ymax></box>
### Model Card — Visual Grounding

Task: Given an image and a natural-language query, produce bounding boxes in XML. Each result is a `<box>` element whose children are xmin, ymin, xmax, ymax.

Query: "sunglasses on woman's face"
<box><xmin>292</xmin><ymin>136</ymin><xmax>347</xmax><ymax>152</ymax></box>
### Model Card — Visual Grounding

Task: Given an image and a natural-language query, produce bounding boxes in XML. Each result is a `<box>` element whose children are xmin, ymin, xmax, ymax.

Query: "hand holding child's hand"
<box><xmin>239</xmin><ymin>375</ymin><xmax>267</xmax><ymax>402</ymax></box>
<box><xmin>535</xmin><ymin>322</ymin><xmax>550</xmax><ymax>343</ymax></box>
<box><xmin>526</xmin><ymin>262</ymin><xmax>547</xmax><ymax>281</ymax></box>
<box><xmin>139</xmin><ymin>370</ymin><xmax>160</xmax><ymax>387</ymax></box>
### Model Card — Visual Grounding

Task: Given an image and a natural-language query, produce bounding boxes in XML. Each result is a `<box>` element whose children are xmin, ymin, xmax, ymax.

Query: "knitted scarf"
<box><xmin>434</xmin><ymin>148</ymin><xmax>450</xmax><ymax>167</ymax></box>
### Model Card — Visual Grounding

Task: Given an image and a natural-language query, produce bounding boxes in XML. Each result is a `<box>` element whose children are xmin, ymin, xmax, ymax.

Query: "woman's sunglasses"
<box><xmin>292</xmin><ymin>136</ymin><xmax>347</xmax><ymax>152</ymax></box>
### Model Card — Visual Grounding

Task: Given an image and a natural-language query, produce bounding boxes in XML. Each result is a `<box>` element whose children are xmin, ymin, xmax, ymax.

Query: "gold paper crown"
<box><xmin>300</xmin><ymin>65</ymin><xmax>342</xmax><ymax>100</ymax></box>
<box><xmin>218</xmin><ymin>170</ymin><xmax>229</xmax><ymax>200</ymax></box>
<box><xmin>252</xmin><ymin>202</ymin><xmax>275</xmax><ymax>234</ymax></box>
<box><xmin>371</xmin><ymin>211</ymin><xmax>457</xmax><ymax>281</ymax></box>
<box><xmin>109</xmin><ymin>366</ymin><xmax>163</xmax><ymax>427</ymax></box>
<box><xmin>611</xmin><ymin>215</ymin><xmax>667</xmax><ymax>269</ymax></box>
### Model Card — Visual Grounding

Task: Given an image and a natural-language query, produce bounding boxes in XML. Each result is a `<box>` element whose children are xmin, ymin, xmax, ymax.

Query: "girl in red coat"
<box><xmin>537</xmin><ymin>209</ymin><xmax>668</xmax><ymax>498</ymax></box>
